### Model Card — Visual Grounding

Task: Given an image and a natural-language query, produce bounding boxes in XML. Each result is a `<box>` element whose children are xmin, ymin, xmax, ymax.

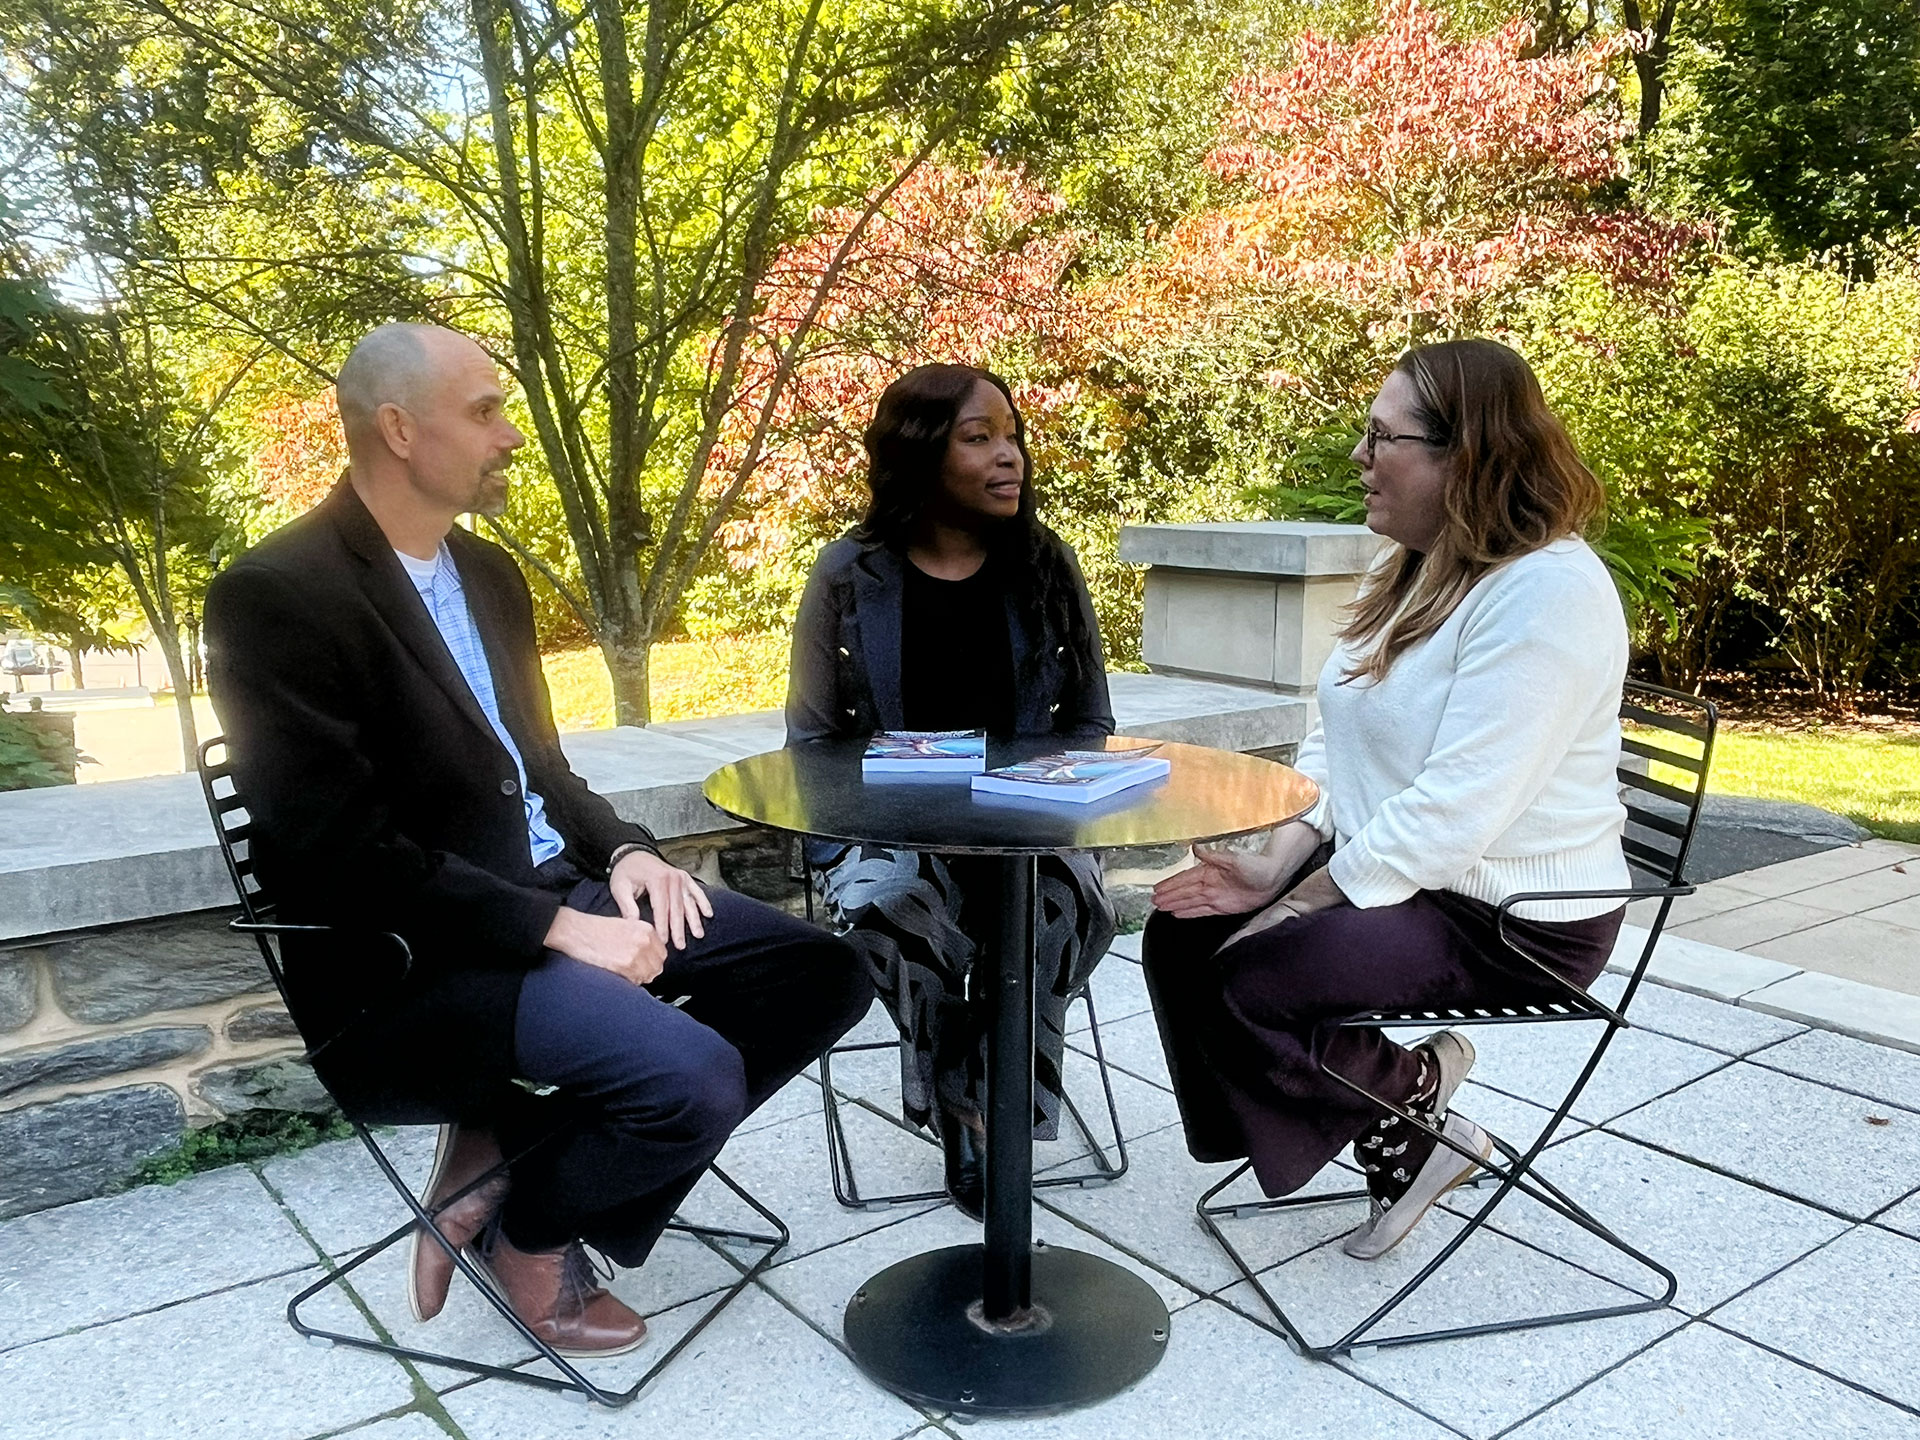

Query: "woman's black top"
<box><xmin>783</xmin><ymin>526</ymin><xmax>1114</xmax><ymax>745</ymax></box>
<box><xmin>900</xmin><ymin>557</ymin><xmax>1016</xmax><ymax>734</ymax></box>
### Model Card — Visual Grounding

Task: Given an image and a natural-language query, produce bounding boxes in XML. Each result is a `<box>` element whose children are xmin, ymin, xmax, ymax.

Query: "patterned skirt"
<box><xmin>815</xmin><ymin>845</ymin><xmax>1117</xmax><ymax>1140</ymax></box>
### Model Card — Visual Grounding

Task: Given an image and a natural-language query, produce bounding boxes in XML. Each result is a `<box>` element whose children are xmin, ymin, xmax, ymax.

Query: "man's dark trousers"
<box><xmin>498</xmin><ymin>862</ymin><xmax>869</xmax><ymax>1266</ymax></box>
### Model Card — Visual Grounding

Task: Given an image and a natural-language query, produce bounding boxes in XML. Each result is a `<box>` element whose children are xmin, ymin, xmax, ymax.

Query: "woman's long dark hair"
<box><xmin>856</xmin><ymin>363</ymin><xmax>1036</xmax><ymax>547</ymax></box>
<box><xmin>854</xmin><ymin>363</ymin><xmax>1094</xmax><ymax>693</ymax></box>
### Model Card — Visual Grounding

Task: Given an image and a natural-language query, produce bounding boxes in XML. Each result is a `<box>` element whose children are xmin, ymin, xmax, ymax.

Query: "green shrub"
<box><xmin>0</xmin><ymin>706</ymin><xmax>86</xmax><ymax>789</ymax></box>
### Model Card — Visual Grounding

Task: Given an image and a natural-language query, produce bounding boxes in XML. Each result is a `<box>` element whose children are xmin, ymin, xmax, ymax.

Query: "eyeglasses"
<box><xmin>1362</xmin><ymin>421</ymin><xmax>1441</xmax><ymax>466</ymax></box>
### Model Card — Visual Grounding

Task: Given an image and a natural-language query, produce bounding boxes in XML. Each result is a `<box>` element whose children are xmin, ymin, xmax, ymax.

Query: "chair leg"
<box><xmin>1196</xmin><ymin>1020</ymin><xmax>1677</xmax><ymax>1359</ymax></box>
<box><xmin>817</xmin><ymin>985</ymin><xmax>1132</xmax><ymax>1210</ymax></box>
<box><xmin>284</xmin><ymin>1124</ymin><xmax>788</xmax><ymax>1407</ymax></box>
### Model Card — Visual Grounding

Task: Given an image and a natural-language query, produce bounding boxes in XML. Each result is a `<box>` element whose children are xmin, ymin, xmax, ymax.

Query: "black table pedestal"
<box><xmin>843</xmin><ymin>1242</ymin><xmax>1169</xmax><ymax>1416</ymax></box>
<box><xmin>842</xmin><ymin>857</ymin><xmax>1170</xmax><ymax>1416</ymax></box>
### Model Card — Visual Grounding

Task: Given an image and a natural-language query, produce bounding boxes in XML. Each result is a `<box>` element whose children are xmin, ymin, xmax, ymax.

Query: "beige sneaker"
<box><xmin>1419</xmin><ymin>1030</ymin><xmax>1476</xmax><ymax>1116</ymax></box>
<box><xmin>1342</xmin><ymin>1112</ymin><xmax>1492</xmax><ymax>1260</ymax></box>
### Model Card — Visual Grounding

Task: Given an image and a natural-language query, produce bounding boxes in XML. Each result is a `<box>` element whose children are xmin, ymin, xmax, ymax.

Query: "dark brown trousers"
<box><xmin>1141</xmin><ymin>878</ymin><xmax>1623</xmax><ymax>1197</ymax></box>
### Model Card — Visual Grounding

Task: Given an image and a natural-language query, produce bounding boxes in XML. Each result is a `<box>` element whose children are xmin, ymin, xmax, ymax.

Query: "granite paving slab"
<box><xmin>1067</xmin><ymin>953</ymin><xmax>1153</xmax><ymax>1034</ymax></box>
<box><xmin>1064</xmin><ymin>1008</ymin><xmax>1173</xmax><ymax>1091</ymax></box>
<box><xmin>1478</xmin><ymin>1129</ymin><xmax>1848</xmax><ymax>1314</ymax></box>
<box><xmin>1444</xmin><ymin>1077</ymin><xmax>1586</xmax><ymax>1153</ymax></box>
<box><xmin>326</xmin><ymin>1415</ymin><xmax>454</xmax><ymax>1440</ymax></box>
<box><xmin>1107</xmin><ymin>930</ymin><xmax>1144</xmax><ymax>962</ymax></box>
<box><xmin>440</xmin><ymin>1283</ymin><xmax>928</xmax><ymax>1440</ymax></box>
<box><xmin>1502</xmin><ymin>1320</ymin><xmax>1917</xmax><ymax>1438</ymax></box>
<box><xmin>1039</xmin><ymin>1125</ymin><xmax>1359</xmax><ymax>1295</ymax></box>
<box><xmin>1590</xmin><ymin>973</ymin><xmax>1808</xmax><ymax>1057</ymax></box>
<box><xmin>1220</xmin><ymin>1213</ymin><xmax>1679</xmax><ymax>1436</ymax></box>
<box><xmin>1711</xmin><ymin>1225</ymin><xmax>1920</xmax><ymax>1411</ymax></box>
<box><xmin>1739</xmin><ymin>969</ymin><xmax>1920</xmax><ymax>1054</ymax></box>
<box><xmin>1873</xmin><ymin>1192</ymin><xmax>1920</xmax><ymax>1240</ymax></box>
<box><xmin>1667</xmin><ymin>897</ymin><xmax>1846</xmax><ymax>951</ymax></box>
<box><xmin>256</xmin><ymin>1128</ymin><xmax>438</xmax><ymax>1258</ymax></box>
<box><xmin>1745</xmin><ymin>1027</ymin><xmax>1920</xmax><ymax>1113</ymax></box>
<box><xmin>737</xmin><ymin>1070</ymin><xmax>830</xmax><ymax>1138</ymax></box>
<box><xmin>1712</xmin><ymin>841</ymin><xmax>1912</xmax><ymax>898</ymax></box>
<box><xmin>705</xmin><ymin>1107</ymin><xmax>943</xmax><ymax>1261</ymax></box>
<box><xmin>962</xmin><ymin>1297</ymin><xmax>1452</xmax><ymax>1440</ymax></box>
<box><xmin>757</xmin><ymin>1199</ymin><xmax>1202</xmax><ymax>1341</ymax></box>
<box><xmin>1463</xmin><ymin>1016</ymin><xmax>1730</xmax><ymax>1124</ymax></box>
<box><xmin>1611</xmin><ymin>1063</ymin><xmax>1920</xmax><ymax>1219</ymax></box>
<box><xmin>0</xmin><ymin>1164</ymin><xmax>312</xmax><ymax>1350</ymax></box>
<box><xmin>0</xmin><ymin>1272</ymin><xmax>415</xmax><ymax>1440</ymax></box>
<box><xmin>1745</xmin><ymin>914</ymin><xmax>1920</xmax><ymax>996</ymax></box>
<box><xmin>1607</xmin><ymin>927</ymin><xmax>1800</xmax><ymax>1001</ymax></box>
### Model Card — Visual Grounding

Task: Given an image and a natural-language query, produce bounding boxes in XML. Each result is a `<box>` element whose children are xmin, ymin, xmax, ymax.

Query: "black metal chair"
<box><xmin>802</xmin><ymin>857</ymin><xmax>1131</xmax><ymax>1209</ymax></box>
<box><xmin>197</xmin><ymin>737</ymin><xmax>788</xmax><ymax>1407</ymax></box>
<box><xmin>1196</xmin><ymin>680</ymin><xmax>1717</xmax><ymax>1359</ymax></box>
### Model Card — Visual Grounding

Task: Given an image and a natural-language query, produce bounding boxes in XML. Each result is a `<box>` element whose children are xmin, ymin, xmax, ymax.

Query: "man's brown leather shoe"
<box><xmin>408</xmin><ymin>1124</ymin><xmax>511</xmax><ymax>1322</ymax></box>
<box><xmin>473</xmin><ymin>1229</ymin><xmax>649</xmax><ymax>1358</ymax></box>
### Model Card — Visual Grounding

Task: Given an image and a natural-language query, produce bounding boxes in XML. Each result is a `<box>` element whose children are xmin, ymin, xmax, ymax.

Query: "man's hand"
<box><xmin>610</xmin><ymin>849</ymin><xmax>714</xmax><ymax>950</ymax></box>
<box><xmin>1151</xmin><ymin>820</ymin><xmax>1323</xmax><ymax>919</ymax></box>
<box><xmin>1222</xmin><ymin>864</ymin><xmax>1348</xmax><ymax>949</ymax></box>
<box><xmin>543</xmin><ymin>907</ymin><xmax>668</xmax><ymax>985</ymax></box>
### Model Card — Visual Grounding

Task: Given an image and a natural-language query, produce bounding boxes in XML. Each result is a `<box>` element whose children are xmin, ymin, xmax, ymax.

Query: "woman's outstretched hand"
<box><xmin>1151</xmin><ymin>820</ymin><xmax>1323</xmax><ymax>919</ymax></box>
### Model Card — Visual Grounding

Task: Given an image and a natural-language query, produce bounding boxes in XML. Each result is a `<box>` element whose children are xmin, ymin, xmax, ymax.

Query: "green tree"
<box><xmin>62</xmin><ymin>0</ymin><xmax>1095</xmax><ymax>723</ymax></box>
<box><xmin>1664</xmin><ymin>0</ymin><xmax>1920</xmax><ymax>271</ymax></box>
<box><xmin>0</xmin><ymin>268</ymin><xmax>236</xmax><ymax>766</ymax></box>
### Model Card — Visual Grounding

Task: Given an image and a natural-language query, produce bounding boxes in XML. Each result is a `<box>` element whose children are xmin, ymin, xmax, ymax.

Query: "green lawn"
<box><xmin>1707</xmin><ymin>727</ymin><xmax>1920</xmax><ymax>843</ymax></box>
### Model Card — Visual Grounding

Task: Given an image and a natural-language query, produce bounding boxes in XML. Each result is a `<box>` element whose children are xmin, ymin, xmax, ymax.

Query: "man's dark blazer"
<box><xmin>204</xmin><ymin>479</ymin><xmax>659</xmax><ymax>1118</ymax></box>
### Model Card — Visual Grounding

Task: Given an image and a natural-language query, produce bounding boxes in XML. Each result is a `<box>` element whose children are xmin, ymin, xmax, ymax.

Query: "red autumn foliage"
<box><xmin>709</xmin><ymin>162</ymin><xmax>1085</xmax><ymax>568</ymax></box>
<box><xmin>1130</xmin><ymin>0</ymin><xmax>1702</xmax><ymax>329</ymax></box>
<box><xmin>250</xmin><ymin>390</ymin><xmax>345</xmax><ymax>514</ymax></box>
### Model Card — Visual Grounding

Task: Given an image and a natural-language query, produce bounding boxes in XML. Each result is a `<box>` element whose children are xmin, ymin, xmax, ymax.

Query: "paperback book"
<box><xmin>969</xmin><ymin>746</ymin><xmax>1170</xmax><ymax>804</ymax></box>
<box><xmin>862</xmin><ymin>730</ymin><xmax>989</xmax><ymax>774</ymax></box>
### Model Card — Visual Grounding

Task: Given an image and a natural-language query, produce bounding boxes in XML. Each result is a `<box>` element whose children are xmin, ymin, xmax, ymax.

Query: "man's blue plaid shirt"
<box><xmin>396</xmin><ymin>542</ymin><xmax>566</xmax><ymax>866</ymax></box>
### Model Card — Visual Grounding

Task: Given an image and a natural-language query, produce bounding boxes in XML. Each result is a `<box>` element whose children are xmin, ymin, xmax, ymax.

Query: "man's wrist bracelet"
<box><xmin>607</xmin><ymin>842</ymin><xmax>654</xmax><ymax>871</ymax></box>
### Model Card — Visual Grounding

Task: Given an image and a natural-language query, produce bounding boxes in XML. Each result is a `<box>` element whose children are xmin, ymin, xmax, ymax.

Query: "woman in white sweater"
<box><xmin>1144</xmin><ymin>339</ymin><xmax>1630</xmax><ymax>1260</ymax></box>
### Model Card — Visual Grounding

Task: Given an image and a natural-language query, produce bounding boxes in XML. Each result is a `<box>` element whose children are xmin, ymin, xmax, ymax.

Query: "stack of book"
<box><xmin>861</xmin><ymin>730</ymin><xmax>988</xmax><ymax>775</ymax></box>
<box><xmin>970</xmin><ymin>745</ymin><xmax>1170</xmax><ymax>803</ymax></box>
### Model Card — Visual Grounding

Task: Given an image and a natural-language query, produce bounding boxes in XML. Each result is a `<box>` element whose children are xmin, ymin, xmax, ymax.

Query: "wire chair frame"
<box><xmin>1196</xmin><ymin>680</ymin><xmax>1716</xmax><ymax>1359</ymax></box>
<box><xmin>802</xmin><ymin>858</ymin><xmax>1131</xmax><ymax>1209</ymax></box>
<box><xmin>197</xmin><ymin>738</ymin><xmax>789</xmax><ymax>1407</ymax></box>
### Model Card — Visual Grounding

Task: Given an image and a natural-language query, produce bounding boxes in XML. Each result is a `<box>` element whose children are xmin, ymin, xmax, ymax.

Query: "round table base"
<box><xmin>843</xmin><ymin>1243</ymin><xmax>1170</xmax><ymax>1416</ymax></box>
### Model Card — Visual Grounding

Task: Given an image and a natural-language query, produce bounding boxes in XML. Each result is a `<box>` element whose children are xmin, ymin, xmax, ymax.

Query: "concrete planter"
<box><xmin>1119</xmin><ymin>521</ymin><xmax>1386</xmax><ymax>698</ymax></box>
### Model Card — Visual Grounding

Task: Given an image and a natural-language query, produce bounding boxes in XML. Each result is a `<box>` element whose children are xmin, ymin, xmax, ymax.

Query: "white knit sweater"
<box><xmin>1291</xmin><ymin>537</ymin><xmax>1631</xmax><ymax>922</ymax></box>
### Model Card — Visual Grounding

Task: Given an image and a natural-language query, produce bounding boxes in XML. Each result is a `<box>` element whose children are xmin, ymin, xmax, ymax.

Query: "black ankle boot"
<box><xmin>938</xmin><ymin>1110</ymin><xmax>985</xmax><ymax>1221</ymax></box>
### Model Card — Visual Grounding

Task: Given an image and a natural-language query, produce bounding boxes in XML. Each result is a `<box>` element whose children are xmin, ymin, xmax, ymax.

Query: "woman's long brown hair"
<box><xmin>1340</xmin><ymin>339</ymin><xmax>1604</xmax><ymax>683</ymax></box>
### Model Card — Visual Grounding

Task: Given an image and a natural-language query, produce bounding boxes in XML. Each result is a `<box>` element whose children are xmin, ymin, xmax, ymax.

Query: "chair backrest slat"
<box><xmin>1616</xmin><ymin>680</ymin><xmax>1718</xmax><ymax>888</ymax></box>
<box><xmin>196</xmin><ymin>737</ymin><xmax>292</xmax><ymax>1003</ymax></box>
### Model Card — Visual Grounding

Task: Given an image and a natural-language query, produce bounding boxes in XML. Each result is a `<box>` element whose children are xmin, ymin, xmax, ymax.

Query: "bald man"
<box><xmin>206</xmin><ymin>324</ymin><xmax>869</xmax><ymax>1357</ymax></box>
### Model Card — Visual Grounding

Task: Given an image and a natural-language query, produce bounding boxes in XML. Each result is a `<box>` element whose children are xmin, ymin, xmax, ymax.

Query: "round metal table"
<box><xmin>703</xmin><ymin>736</ymin><xmax>1318</xmax><ymax>1416</ymax></box>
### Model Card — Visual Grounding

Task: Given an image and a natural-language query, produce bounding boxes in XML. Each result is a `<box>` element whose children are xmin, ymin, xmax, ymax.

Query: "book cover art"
<box><xmin>862</xmin><ymin>730</ymin><xmax>989</xmax><ymax>774</ymax></box>
<box><xmin>969</xmin><ymin>747</ymin><xmax>1171</xmax><ymax>803</ymax></box>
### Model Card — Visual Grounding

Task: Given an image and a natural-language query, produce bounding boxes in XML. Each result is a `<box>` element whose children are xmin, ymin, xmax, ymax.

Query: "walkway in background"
<box><xmin>1630</xmin><ymin>839</ymin><xmax>1920</xmax><ymax>999</ymax></box>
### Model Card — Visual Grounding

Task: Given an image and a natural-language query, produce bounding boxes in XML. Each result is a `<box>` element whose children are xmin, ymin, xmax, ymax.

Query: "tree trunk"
<box><xmin>603</xmin><ymin>629</ymin><xmax>653</xmax><ymax>728</ymax></box>
<box><xmin>150</xmin><ymin>617</ymin><xmax>200</xmax><ymax>770</ymax></box>
<box><xmin>66</xmin><ymin>644</ymin><xmax>85</xmax><ymax>688</ymax></box>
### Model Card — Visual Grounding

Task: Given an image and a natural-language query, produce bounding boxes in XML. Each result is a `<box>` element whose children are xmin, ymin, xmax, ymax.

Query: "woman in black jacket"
<box><xmin>785</xmin><ymin>363</ymin><xmax>1117</xmax><ymax>1217</ymax></box>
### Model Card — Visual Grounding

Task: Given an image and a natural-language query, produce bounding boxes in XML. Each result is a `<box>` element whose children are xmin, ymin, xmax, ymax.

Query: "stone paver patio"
<box><xmin>4</xmin><ymin>853</ymin><xmax>1920</xmax><ymax>1440</ymax></box>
